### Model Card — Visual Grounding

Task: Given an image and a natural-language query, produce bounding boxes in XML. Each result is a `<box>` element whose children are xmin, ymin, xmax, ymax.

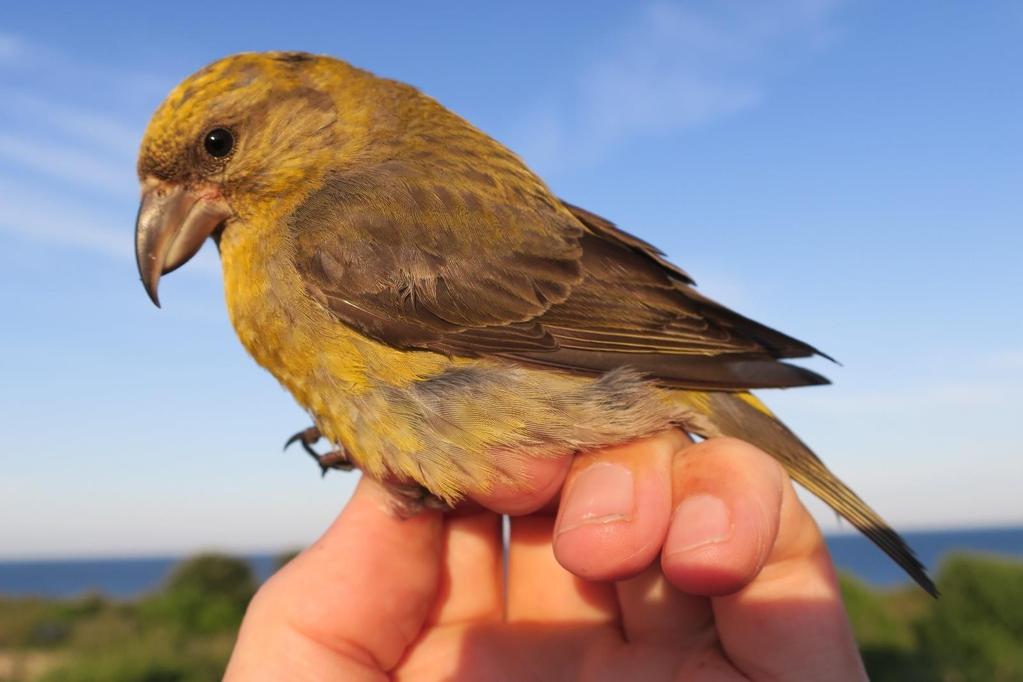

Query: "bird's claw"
<box><xmin>284</xmin><ymin>426</ymin><xmax>321</xmax><ymax>457</ymax></box>
<box><xmin>284</xmin><ymin>426</ymin><xmax>354</xmax><ymax>475</ymax></box>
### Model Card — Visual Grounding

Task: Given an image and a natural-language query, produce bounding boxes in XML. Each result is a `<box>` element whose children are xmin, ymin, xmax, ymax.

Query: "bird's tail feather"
<box><xmin>677</xmin><ymin>390</ymin><xmax>938</xmax><ymax>597</ymax></box>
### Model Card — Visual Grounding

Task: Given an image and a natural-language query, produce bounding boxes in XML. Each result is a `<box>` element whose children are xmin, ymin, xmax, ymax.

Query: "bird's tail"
<box><xmin>676</xmin><ymin>390</ymin><xmax>937</xmax><ymax>597</ymax></box>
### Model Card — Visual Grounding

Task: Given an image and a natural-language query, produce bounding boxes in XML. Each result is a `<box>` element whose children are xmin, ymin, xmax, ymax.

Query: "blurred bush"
<box><xmin>914</xmin><ymin>553</ymin><xmax>1023</xmax><ymax>681</ymax></box>
<box><xmin>0</xmin><ymin>593</ymin><xmax>106</xmax><ymax>650</ymax></box>
<box><xmin>1</xmin><ymin>554</ymin><xmax>253</xmax><ymax>681</ymax></box>
<box><xmin>840</xmin><ymin>551</ymin><xmax>1023</xmax><ymax>682</ymax></box>
<box><xmin>34</xmin><ymin>630</ymin><xmax>234</xmax><ymax>682</ymax></box>
<box><xmin>136</xmin><ymin>553</ymin><xmax>256</xmax><ymax>635</ymax></box>
<box><xmin>840</xmin><ymin>573</ymin><xmax>925</xmax><ymax>679</ymax></box>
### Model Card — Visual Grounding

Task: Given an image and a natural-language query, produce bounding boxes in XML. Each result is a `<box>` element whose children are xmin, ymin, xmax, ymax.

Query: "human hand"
<box><xmin>225</xmin><ymin>433</ymin><xmax>867</xmax><ymax>681</ymax></box>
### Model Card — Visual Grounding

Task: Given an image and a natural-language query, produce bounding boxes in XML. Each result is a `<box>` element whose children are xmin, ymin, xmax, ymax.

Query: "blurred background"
<box><xmin>1</xmin><ymin>1</ymin><xmax>1021</xmax><ymax>679</ymax></box>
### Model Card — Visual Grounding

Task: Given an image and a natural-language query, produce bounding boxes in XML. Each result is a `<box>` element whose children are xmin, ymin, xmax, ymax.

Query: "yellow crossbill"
<box><xmin>134</xmin><ymin>51</ymin><xmax>935</xmax><ymax>595</ymax></box>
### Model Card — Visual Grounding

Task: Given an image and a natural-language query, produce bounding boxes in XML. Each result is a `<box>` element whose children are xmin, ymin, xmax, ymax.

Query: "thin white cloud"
<box><xmin>0</xmin><ymin>177</ymin><xmax>128</xmax><ymax>258</ymax></box>
<box><xmin>0</xmin><ymin>132</ymin><xmax>133</xmax><ymax>196</ymax></box>
<box><xmin>513</xmin><ymin>0</ymin><xmax>846</xmax><ymax>173</ymax></box>
<box><xmin>0</xmin><ymin>34</ymin><xmax>166</xmax><ymax>200</ymax></box>
<box><xmin>1</xmin><ymin>91</ymin><xmax>142</xmax><ymax>158</ymax></box>
<box><xmin>0</xmin><ymin>31</ymin><xmax>171</xmax><ymax>97</ymax></box>
<box><xmin>0</xmin><ymin>34</ymin><xmax>154</xmax><ymax>258</ymax></box>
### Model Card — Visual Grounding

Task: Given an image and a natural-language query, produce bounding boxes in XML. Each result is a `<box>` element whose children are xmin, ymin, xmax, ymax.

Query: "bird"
<box><xmin>134</xmin><ymin>50</ymin><xmax>935</xmax><ymax>596</ymax></box>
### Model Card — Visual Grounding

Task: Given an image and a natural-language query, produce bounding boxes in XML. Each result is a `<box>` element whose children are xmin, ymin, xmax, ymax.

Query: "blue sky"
<box><xmin>1</xmin><ymin>1</ymin><xmax>1021</xmax><ymax>558</ymax></box>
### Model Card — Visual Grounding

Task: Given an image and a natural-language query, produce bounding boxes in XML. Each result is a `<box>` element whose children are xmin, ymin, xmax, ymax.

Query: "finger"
<box><xmin>507</xmin><ymin>514</ymin><xmax>619</xmax><ymax>625</ymax></box>
<box><xmin>660</xmin><ymin>437</ymin><xmax>864</xmax><ymax>679</ymax></box>
<box><xmin>711</xmin><ymin>461</ymin><xmax>865</xmax><ymax>679</ymax></box>
<box><xmin>615</xmin><ymin>563</ymin><xmax>714</xmax><ymax>646</ymax></box>
<box><xmin>553</xmin><ymin>429</ymin><xmax>686</xmax><ymax>582</ymax></box>
<box><xmin>661</xmin><ymin>437</ymin><xmax>784</xmax><ymax>596</ymax></box>
<box><xmin>423</xmin><ymin>511</ymin><xmax>504</xmax><ymax>627</ymax></box>
<box><xmin>470</xmin><ymin>452</ymin><xmax>573</xmax><ymax>516</ymax></box>
<box><xmin>226</xmin><ymin>476</ymin><xmax>443</xmax><ymax>679</ymax></box>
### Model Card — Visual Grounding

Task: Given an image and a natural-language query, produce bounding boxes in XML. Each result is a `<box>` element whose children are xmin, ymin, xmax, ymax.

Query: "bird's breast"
<box><xmin>219</xmin><ymin>220</ymin><xmax>362</xmax><ymax>408</ymax></box>
<box><xmin>216</xmin><ymin>215</ymin><xmax>454</xmax><ymax>464</ymax></box>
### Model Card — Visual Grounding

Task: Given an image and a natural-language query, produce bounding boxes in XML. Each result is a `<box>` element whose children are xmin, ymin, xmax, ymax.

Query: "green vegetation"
<box><xmin>1</xmin><ymin>551</ymin><xmax>1020</xmax><ymax>681</ymax></box>
<box><xmin>842</xmin><ymin>553</ymin><xmax>1023</xmax><ymax>681</ymax></box>
<box><xmin>0</xmin><ymin>554</ymin><xmax>254</xmax><ymax>682</ymax></box>
<box><xmin>136</xmin><ymin>554</ymin><xmax>257</xmax><ymax>636</ymax></box>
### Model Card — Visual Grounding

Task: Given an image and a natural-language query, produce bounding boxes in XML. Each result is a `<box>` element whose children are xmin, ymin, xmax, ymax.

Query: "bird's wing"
<box><xmin>499</xmin><ymin>204</ymin><xmax>831</xmax><ymax>389</ymax></box>
<box><xmin>292</xmin><ymin>164</ymin><xmax>829</xmax><ymax>390</ymax></box>
<box><xmin>290</xmin><ymin>161</ymin><xmax>582</xmax><ymax>352</ymax></box>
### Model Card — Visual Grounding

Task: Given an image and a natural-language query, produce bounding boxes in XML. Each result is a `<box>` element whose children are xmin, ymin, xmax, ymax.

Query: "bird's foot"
<box><xmin>284</xmin><ymin>426</ymin><xmax>354</xmax><ymax>476</ymax></box>
<box><xmin>386</xmin><ymin>482</ymin><xmax>451</xmax><ymax>518</ymax></box>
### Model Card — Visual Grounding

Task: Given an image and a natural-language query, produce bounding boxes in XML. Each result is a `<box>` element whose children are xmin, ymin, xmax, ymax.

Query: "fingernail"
<box><xmin>666</xmin><ymin>494</ymin><xmax>733</xmax><ymax>554</ymax></box>
<box><xmin>557</xmin><ymin>463</ymin><xmax>635</xmax><ymax>534</ymax></box>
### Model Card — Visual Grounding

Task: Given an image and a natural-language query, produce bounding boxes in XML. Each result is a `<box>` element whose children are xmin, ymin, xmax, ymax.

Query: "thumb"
<box><xmin>226</xmin><ymin>476</ymin><xmax>444</xmax><ymax>679</ymax></box>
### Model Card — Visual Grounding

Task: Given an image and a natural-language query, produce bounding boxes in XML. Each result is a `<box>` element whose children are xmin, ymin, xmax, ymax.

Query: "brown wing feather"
<box><xmin>560</xmin><ymin>201</ymin><xmax>695</xmax><ymax>284</ymax></box>
<box><xmin>290</xmin><ymin>136</ymin><xmax>828</xmax><ymax>389</ymax></box>
<box><xmin>291</xmin><ymin>162</ymin><xmax>583</xmax><ymax>351</ymax></box>
<box><xmin>558</xmin><ymin>203</ymin><xmax>828</xmax><ymax>361</ymax></box>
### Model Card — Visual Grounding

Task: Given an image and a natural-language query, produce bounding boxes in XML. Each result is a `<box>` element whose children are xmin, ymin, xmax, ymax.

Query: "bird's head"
<box><xmin>134</xmin><ymin>51</ymin><xmax>347</xmax><ymax>306</ymax></box>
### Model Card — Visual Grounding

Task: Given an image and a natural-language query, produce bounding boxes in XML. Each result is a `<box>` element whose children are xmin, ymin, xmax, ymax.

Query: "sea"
<box><xmin>1</xmin><ymin>527</ymin><xmax>1020</xmax><ymax>599</ymax></box>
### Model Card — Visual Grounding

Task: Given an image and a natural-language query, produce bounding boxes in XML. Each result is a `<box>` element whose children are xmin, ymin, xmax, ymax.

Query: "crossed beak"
<box><xmin>134</xmin><ymin>180</ymin><xmax>232</xmax><ymax>306</ymax></box>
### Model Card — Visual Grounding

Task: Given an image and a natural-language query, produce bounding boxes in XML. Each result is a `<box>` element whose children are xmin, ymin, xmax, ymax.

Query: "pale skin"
<box><xmin>225</xmin><ymin>434</ymin><xmax>868</xmax><ymax>681</ymax></box>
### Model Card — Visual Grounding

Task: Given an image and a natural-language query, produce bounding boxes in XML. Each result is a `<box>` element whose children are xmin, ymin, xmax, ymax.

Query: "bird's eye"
<box><xmin>203</xmin><ymin>128</ymin><xmax>234</xmax><ymax>158</ymax></box>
